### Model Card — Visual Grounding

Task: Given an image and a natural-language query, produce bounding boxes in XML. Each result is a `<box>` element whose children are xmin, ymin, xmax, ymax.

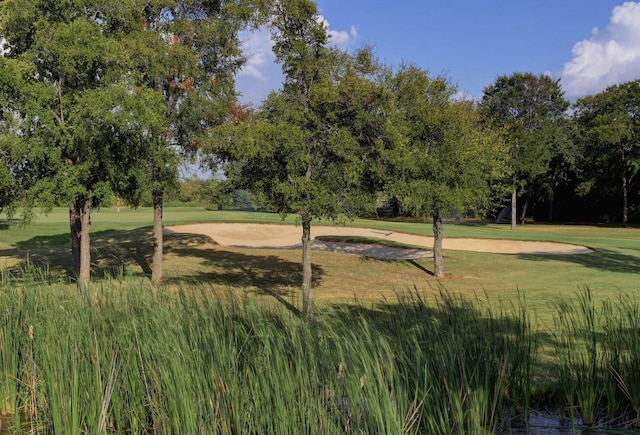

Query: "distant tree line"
<box><xmin>1</xmin><ymin>0</ymin><xmax>638</xmax><ymax>314</ymax></box>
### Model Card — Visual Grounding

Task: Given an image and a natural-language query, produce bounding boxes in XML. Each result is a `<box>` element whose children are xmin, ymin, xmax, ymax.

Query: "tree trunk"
<box><xmin>301</xmin><ymin>215</ymin><xmax>313</xmax><ymax>320</ymax></box>
<box><xmin>151</xmin><ymin>189</ymin><xmax>164</xmax><ymax>283</ymax></box>
<box><xmin>433</xmin><ymin>211</ymin><xmax>444</xmax><ymax>278</ymax></box>
<box><xmin>69</xmin><ymin>201</ymin><xmax>81</xmax><ymax>279</ymax></box>
<box><xmin>547</xmin><ymin>189</ymin><xmax>554</xmax><ymax>222</ymax></box>
<box><xmin>622</xmin><ymin>174</ymin><xmax>628</xmax><ymax>227</ymax></box>
<box><xmin>520</xmin><ymin>194</ymin><xmax>530</xmax><ymax>225</ymax></box>
<box><xmin>511</xmin><ymin>175</ymin><xmax>517</xmax><ymax>230</ymax></box>
<box><xmin>78</xmin><ymin>198</ymin><xmax>91</xmax><ymax>288</ymax></box>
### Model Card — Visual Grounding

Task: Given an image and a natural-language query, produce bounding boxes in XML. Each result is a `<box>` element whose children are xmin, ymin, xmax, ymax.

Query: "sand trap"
<box><xmin>165</xmin><ymin>223</ymin><xmax>593</xmax><ymax>260</ymax></box>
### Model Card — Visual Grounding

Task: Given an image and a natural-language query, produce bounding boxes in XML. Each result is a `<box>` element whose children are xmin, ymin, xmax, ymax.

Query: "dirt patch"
<box><xmin>165</xmin><ymin>223</ymin><xmax>593</xmax><ymax>259</ymax></box>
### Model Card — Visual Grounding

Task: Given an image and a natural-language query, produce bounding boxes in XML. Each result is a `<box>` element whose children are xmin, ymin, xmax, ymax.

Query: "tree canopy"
<box><xmin>386</xmin><ymin>65</ymin><xmax>507</xmax><ymax>277</ymax></box>
<box><xmin>0</xmin><ymin>0</ymin><xmax>256</xmax><ymax>284</ymax></box>
<box><xmin>205</xmin><ymin>0</ymin><xmax>392</xmax><ymax>319</ymax></box>
<box><xmin>479</xmin><ymin>72</ymin><xmax>570</xmax><ymax>228</ymax></box>
<box><xmin>124</xmin><ymin>0</ymin><xmax>254</xmax><ymax>282</ymax></box>
<box><xmin>574</xmin><ymin>79</ymin><xmax>640</xmax><ymax>226</ymax></box>
<box><xmin>0</xmin><ymin>0</ymin><xmax>167</xmax><ymax>285</ymax></box>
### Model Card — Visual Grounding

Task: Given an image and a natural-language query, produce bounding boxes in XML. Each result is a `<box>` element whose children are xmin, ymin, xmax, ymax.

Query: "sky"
<box><xmin>235</xmin><ymin>0</ymin><xmax>640</xmax><ymax>105</ymax></box>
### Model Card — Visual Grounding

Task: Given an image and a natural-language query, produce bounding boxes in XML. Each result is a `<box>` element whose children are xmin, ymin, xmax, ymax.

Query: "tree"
<box><xmin>386</xmin><ymin>65</ymin><xmax>506</xmax><ymax>278</ymax></box>
<box><xmin>0</xmin><ymin>60</ymin><xmax>27</xmax><ymax>217</ymax></box>
<box><xmin>206</xmin><ymin>0</ymin><xmax>390</xmax><ymax>319</ymax></box>
<box><xmin>479</xmin><ymin>72</ymin><xmax>570</xmax><ymax>228</ymax></box>
<box><xmin>574</xmin><ymin>80</ymin><xmax>640</xmax><ymax>226</ymax></box>
<box><xmin>0</xmin><ymin>0</ymin><xmax>166</xmax><ymax>286</ymax></box>
<box><xmin>123</xmin><ymin>0</ymin><xmax>254</xmax><ymax>282</ymax></box>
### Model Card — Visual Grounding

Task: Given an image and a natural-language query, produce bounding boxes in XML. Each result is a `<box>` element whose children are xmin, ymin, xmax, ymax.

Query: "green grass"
<box><xmin>0</xmin><ymin>278</ymin><xmax>536</xmax><ymax>433</ymax></box>
<box><xmin>1</xmin><ymin>277</ymin><xmax>639</xmax><ymax>433</ymax></box>
<box><xmin>1</xmin><ymin>206</ymin><xmax>640</xmax><ymax>432</ymax></box>
<box><xmin>1</xmin><ymin>206</ymin><xmax>638</xmax><ymax>316</ymax></box>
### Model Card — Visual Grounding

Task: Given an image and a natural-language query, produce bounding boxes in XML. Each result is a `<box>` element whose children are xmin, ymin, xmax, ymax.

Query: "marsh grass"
<box><xmin>1</xmin><ymin>272</ymin><xmax>640</xmax><ymax>433</ymax></box>
<box><xmin>553</xmin><ymin>288</ymin><xmax>603</xmax><ymax>427</ymax></box>
<box><xmin>552</xmin><ymin>287</ymin><xmax>640</xmax><ymax>430</ymax></box>
<box><xmin>0</xmin><ymin>273</ymin><xmax>538</xmax><ymax>434</ymax></box>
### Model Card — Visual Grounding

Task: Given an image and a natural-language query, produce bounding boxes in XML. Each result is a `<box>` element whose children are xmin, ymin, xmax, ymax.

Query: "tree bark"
<box><xmin>301</xmin><ymin>215</ymin><xmax>313</xmax><ymax>320</ymax></box>
<box><xmin>433</xmin><ymin>211</ymin><xmax>444</xmax><ymax>278</ymax></box>
<box><xmin>78</xmin><ymin>198</ymin><xmax>91</xmax><ymax>288</ymax></box>
<box><xmin>69</xmin><ymin>201</ymin><xmax>81</xmax><ymax>279</ymax></box>
<box><xmin>520</xmin><ymin>194</ymin><xmax>530</xmax><ymax>225</ymax></box>
<box><xmin>511</xmin><ymin>175</ymin><xmax>517</xmax><ymax>230</ymax></box>
<box><xmin>622</xmin><ymin>174</ymin><xmax>628</xmax><ymax>227</ymax></box>
<box><xmin>151</xmin><ymin>189</ymin><xmax>164</xmax><ymax>283</ymax></box>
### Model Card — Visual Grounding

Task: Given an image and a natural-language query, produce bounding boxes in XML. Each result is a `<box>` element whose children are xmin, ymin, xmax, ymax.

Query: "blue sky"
<box><xmin>236</xmin><ymin>0</ymin><xmax>640</xmax><ymax>104</ymax></box>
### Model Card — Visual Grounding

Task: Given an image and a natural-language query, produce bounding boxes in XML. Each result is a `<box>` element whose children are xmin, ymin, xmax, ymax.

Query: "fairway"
<box><xmin>1</xmin><ymin>207</ymin><xmax>637</xmax><ymax>324</ymax></box>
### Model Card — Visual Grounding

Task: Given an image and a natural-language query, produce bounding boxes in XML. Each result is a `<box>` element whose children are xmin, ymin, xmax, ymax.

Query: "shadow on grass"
<box><xmin>162</xmin><ymin>232</ymin><xmax>322</xmax><ymax>299</ymax></box>
<box><xmin>3</xmin><ymin>228</ymin><xmax>156</xmax><ymax>280</ymax></box>
<box><xmin>328</xmin><ymin>290</ymin><xmax>587</xmax><ymax>411</ymax></box>
<box><xmin>358</xmin><ymin>255</ymin><xmax>435</xmax><ymax>276</ymax></box>
<box><xmin>517</xmin><ymin>248</ymin><xmax>640</xmax><ymax>274</ymax></box>
<box><xmin>2</xmin><ymin>229</ymin><xmax>320</xmax><ymax>314</ymax></box>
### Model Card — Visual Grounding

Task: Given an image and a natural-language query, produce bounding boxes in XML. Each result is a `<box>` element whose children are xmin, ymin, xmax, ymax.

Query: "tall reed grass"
<box><xmin>1</xmin><ymin>273</ymin><xmax>637</xmax><ymax>433</ymax></box>
<box><xmin>0</xmin><ymin>273</ymin><xmax>537</xmax><ymax>434</ymax></box>
<box><xmin>552</xmin><ymin>287</ymin><xmax>640</xmax><ymax>430</ymax></box>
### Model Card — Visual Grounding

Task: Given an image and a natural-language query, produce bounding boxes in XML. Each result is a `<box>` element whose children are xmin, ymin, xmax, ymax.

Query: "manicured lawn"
<box><xmin>1</xmin><ymin>206</ymin><xmax>638</xmax><ymax>324</ymax></box>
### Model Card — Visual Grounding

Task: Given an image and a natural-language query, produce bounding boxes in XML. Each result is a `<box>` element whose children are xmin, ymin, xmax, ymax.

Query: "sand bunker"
<box><xmin>165</xmin><ymin>223</ymin><xmax>593</xmax><ymax>260</ymax></box>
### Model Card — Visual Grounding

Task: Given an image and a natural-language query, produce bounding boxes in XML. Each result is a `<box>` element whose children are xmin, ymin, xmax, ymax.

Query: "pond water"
<box><xmin>505</xmin><ymin>412</ymin><xmax>640</xmax><ymax>434</ymax></box>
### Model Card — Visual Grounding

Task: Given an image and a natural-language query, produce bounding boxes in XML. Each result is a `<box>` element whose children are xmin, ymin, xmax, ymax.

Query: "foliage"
<box><xmin>385</xmin><ymin>64</ymin><xmax>507</xmax><ymax>276</ymax></box>
<box><xmin>0</xmin><ymin>0</ymin><xmax>257</xmax><ymax>283</ymax></box>
<box><xmin>553</xmin><ymin>288</ymin><xmax>640</xmax><ymax>429</ymax></box>
<box><xmin>0</xmin><ymin>275</ymin><xmax>536</xmax><ymax>434</ymax></box>
<box><xmin>2</xmin><ymin>271</ymin><xmax>640</xmax><ymax>432</ymax></box>
<box><xmin>573</xmin><ymin>79</ymin><xmax>640</xmax><ymax>226</ymax></box>
<box><xmin>389</xmin><ymin>67</ymin><xmax>506</xmax><ymax>218</ymax></box>
<box><xmin>205</xmin><ymin>0</ymin><xmax>392</xmax><ymax>317</ymax></box>
<box><xmin>128</xmin><ymin>0</ymin><xmax>255</xmax><ymax>282</ymax></box>
<box><xmin>479</xmin><ymin>72</ymin><xmax>571</xmax><ymax>227</ymax></box>
<box><xmin>164</xmin><ymin>177</ymin><xmax>233</xmax><ymax>208</ymax></box>
<box><xmin>0</xmin><ymin>0</ymin><xmax>164</xmax><ymax>212</ymax></box>
<box><xmin>0</xmin><ymin>0</ymin><xmax>171</xmax><ymax>285</ymax></box>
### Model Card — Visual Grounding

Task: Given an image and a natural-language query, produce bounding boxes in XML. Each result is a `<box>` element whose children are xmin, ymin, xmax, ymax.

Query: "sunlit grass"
<box><xmin>1</xmin><ymin>206</ymin><xmax>638</xmax><ymax>329</ymax></box>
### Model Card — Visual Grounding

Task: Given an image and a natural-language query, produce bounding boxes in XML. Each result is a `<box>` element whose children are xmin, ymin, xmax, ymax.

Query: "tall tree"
<box><xmin>206</xmin><ymin>1</ymin><xmax>390</xmax><ymax>319</ymax></box>
<box><xmin>0</xmin><ymin>0</ymin><xmax>166</xmax><ymax>286</ymax></box>
<box><xmin>479</xmin><ymin>72</ymin><xmax>570</xmax><ymax>229</ymax></box>
<box><xmin>574</xmin><ymin>79</ymin><xmax>640</xmax><ymax>226</ymax></box>
<box><xmin>386</xmin><ymin>65</ymin><xmax>506</xmax><ymax>278</ymax></box>
<box><xmin>123</xmin><ymin>0</ymin><xmax>254</xmax><ymax>282</ymax></box>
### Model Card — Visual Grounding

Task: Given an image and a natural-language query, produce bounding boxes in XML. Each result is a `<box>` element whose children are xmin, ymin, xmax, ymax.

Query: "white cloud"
<box><xmin>317</xmin><ymin>16</ymin><xmax>358</xmax><ymax>50</ymax></box>
<box><xmin>237</xmin><ymin>27</ymin><xmax>276</xmax><ymax>81</ymax></box>
<box><xmin>560</xmin><ymin>2</ymin><xmax>640</xmax><ymax>98</ymax></box>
